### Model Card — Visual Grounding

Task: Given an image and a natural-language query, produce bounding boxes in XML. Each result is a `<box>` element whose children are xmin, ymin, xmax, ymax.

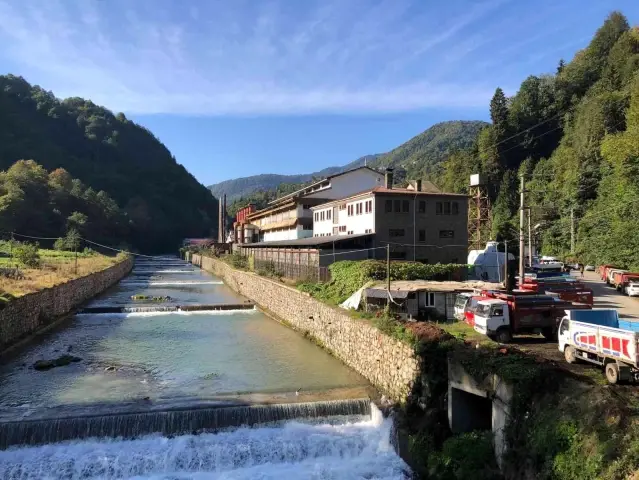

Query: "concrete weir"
<box><xmin>78</xmin><ymin>303</ymin><xmax>255</xmax><ymax>314</ymax></box>
<box><xmin>0</xmin><ymin>398</ymin><xmax>371</xmax><ymax>449</ymax></box>
<box><xmin>447</xmin><ymin>358</ymin><xmax>513</xmax><ymax>467</ymax></box>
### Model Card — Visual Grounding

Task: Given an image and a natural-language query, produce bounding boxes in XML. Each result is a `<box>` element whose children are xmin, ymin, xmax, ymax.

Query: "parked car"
<box><xmin>585</xmin><ymin>265</ymin><xmax>595</xmax><ymax>271</ymax></box>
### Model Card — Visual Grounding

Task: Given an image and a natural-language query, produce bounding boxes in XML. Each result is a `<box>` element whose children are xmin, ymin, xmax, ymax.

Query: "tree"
<box><xmin>490</xmin><ymin>88</ymin><xmax>509</xmax><ymax>140</ymax></box>
<box><xmin>67</xmin><ymin>211</ymin><xmax>88</xmax><ymax>232</ymax></box>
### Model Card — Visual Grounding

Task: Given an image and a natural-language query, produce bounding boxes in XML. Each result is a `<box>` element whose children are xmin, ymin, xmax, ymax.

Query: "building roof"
<box><xmin>370</xmin><ymin>280</ymin><xmax>502</xmax><ymax>293</ymax></box>
<box><xmin>267</xmin><ymin>166</ymin><xmax>382</xmax><ymax>206</ymax></box>
<box><xmin>240</xmin><ymin>233</ymin><xmax>373</xmax><ymax>248</ymax></box>
<box><xmin>311</xmin><ymin>186</ymin><xmax>468</xmax><ymax>210</ymax></box>
<box><xmin>364</xmin><ymin>288</ymin><xmax>410</xmax><ymax>299</ymax></box>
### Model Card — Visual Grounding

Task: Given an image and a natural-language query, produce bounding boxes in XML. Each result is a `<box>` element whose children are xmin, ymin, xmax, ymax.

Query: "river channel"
<box><xmin>0</xmin><ymin>256</ymin><xmax>408</xmax><ymax>479</ymax></box>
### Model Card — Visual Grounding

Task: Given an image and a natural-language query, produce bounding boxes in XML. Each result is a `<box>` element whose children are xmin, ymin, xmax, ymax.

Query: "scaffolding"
<box><xmin>468</xmin><ymin>174</ymin><xmax>492</xmax><ymax>251</ymax></box>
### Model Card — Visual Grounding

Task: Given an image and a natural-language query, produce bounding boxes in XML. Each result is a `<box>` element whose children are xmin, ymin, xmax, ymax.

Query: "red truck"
<box><xmin>611</xmin><ymin>271</ymin><xmax>639</xmax><ymax>294</ymax></box>
<box><xmin>599</xmin><ymin>265</ymin><xmax>615</xmax><ymax>282</ymax></box>
<box><xmin>518</xmin><ymin>277</ymin><xmax>594</xmax><ymax>306</ymax></box>
<box><xmin>472</xmin><ymin>291</ymin><xmax>591</xmax><ymax>343</ymax></box>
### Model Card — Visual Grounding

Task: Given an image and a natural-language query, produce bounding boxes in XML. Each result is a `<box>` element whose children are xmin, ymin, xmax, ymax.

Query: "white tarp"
<box><xmin>340</xmin><ymin>287</ymin><xmax>364</xmax><ymax>310</ymax></box>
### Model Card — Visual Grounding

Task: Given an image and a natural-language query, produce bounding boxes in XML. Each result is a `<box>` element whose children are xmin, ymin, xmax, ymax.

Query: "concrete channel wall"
<box><xmin>0</xmin><ymin>257</ymin><xmax>134</xmax><ymax>352</ymax></box>
<box><xmin>190</xmin><ymin>253</ymin><xmax>420</xmax><ymax>403</ymax></box>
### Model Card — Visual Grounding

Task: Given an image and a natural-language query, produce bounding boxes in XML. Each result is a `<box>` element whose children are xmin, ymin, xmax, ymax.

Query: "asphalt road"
<box><xmin>577</xmin><ymin>271</ymin><xmax>639</xmax><ymax>320</ymax></box>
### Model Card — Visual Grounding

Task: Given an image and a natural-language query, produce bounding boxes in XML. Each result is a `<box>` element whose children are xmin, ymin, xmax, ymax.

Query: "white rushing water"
<box><xmin>0</xmin><ymin>410</ymin><xmax>409</xmax><ymax>480</ymax></box>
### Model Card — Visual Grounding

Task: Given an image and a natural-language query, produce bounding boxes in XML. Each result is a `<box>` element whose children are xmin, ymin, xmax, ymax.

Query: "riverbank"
<box><xmin>188</xmin><ymin>252</ymin><xmax>639</xmax><ymax>480</ymax></box>
<box><xmin>0</xmin><ymin>254</ymin><xmax>133</xmax><ymax>353</ymax></box>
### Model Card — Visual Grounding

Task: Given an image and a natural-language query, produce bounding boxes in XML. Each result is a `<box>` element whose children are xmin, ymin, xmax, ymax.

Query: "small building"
<box><xmin>312</xmin><ymin>169</ymin><xmax>468</xmax><ymax>264</ymax></box>
<box><xmin>233</xmin><ymin>204</ymin><xmax>258</xmax><ymax>245</ymax></box>
<box><xmin>362</xmin><ymin>280</ymin><xmax>501</xmax><ymax>320</ymax></box>
<box><xmin>244</xmin><ymin>167</ymin><xmax>385</xmax><ymax>243</ymax></box>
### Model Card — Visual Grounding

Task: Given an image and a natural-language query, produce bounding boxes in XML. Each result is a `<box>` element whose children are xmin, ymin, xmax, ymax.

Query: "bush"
<box><xmin>298</xmin><ymin>260</ymin><xmax>469</xmax><ymax>305</ymax></box>
<box><xmin>428</xmin><ymin>431</ymin><xmax>500</xmax><ymax>479</ymax></box>
<box><xmin>14</xmin><ymin>242</ymin><xmax>40</xmax><ymax>268</ymax></box>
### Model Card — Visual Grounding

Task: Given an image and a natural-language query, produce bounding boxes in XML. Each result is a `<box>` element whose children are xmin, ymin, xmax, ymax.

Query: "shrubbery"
<box><xmin>14</xmin><ymin>242</ymin><xmax>40</xmax><ymax>268</ymax></box>
<box><xmin>298</xmin><ymin>260</ymin><xmax>469</xmax><ymax>305</ymax></box>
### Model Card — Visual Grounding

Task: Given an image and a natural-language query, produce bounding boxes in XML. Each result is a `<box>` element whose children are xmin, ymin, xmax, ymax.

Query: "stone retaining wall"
<box><xmin>0</xmin><ymin>257</ymin><xmax>134</xmax><ymax>352</ymax></box>
<box><xmin>190</xmin><ymin>254</ymin><xmax>420</xmax><ymax>402</ymax></box>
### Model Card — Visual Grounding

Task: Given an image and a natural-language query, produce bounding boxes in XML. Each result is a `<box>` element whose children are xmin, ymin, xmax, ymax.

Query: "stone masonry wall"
<box><xmin>191</xmin><ymin>254</ymin><xmax>420</xmax><ymax>402</ymax></box>
<box><xmin>0</xmin><ymin>257</ymin><xmax>134</xmax><ymax>352</ymax></box>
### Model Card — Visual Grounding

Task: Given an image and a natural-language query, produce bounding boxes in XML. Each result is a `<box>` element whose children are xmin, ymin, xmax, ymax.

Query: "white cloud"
<box><xmin>0</xmin><ymin>0</ymin><xmax>512</xmax><ymax>115</ymax></box>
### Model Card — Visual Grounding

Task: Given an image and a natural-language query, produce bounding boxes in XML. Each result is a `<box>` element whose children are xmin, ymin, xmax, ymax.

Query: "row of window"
<box><xmin>346</xmin><ymin>200</ymin><xmax>373</xmax><ymax>217</ymax></box>
<box><xmin>314</xmin><ymin>209</ymin><xmax>332</xmax><ymax>222</ymax></box>
<box><xmin>389</xmin><ymin>229</ymin><xmax>455</xmax><ymax>240</ymax></box>
<box><xmin>383</xmin><ymin>199</ymin><xmax>460</xmax><ymax>215</ymax></box>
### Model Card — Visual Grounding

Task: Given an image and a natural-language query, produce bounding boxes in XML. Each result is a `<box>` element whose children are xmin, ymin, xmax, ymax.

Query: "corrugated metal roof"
<box><xmin>364</xmin><ymin>288</ymin><xmax>410</xmax><ymax>299</ymax></box>
<box><xmin>240</xmin><ymin>233</ymin><xmax>373</xmax><ymax>248</ymax></box>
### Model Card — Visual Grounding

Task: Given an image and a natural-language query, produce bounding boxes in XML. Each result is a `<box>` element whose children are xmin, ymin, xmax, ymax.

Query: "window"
<box><xmin>365</xmin><ymin>200</ymin><xmax>372</xmax><ymax>213</ymax></box>
<box><xmin>348</xmin><ymin>205</ymin><xmax>353</xmax><ymax>216</ymax></box>
<box><xmin>303</xmin><ymin>224</ymin><xmax>312</xmax><ymax>230</ymax></box>
<box><xmin>418</xmin><ymin>230</ymin><xmax>426</xmax><ymax>242</ymax></box>
<box><xmin>436</xmin><ymin>202</ymin><xmax>443</xmax><ymax>215</ymax></box>
<box><xmin>321</xmin><ymin>211</ymin><xmax>325</xmax><ymax>221</ymax></box>
<box><xmin>327</xmin><ymin>209</ymin><xmax>331</xmax><ymax>220</ymax></box>
<box><xmin>418</xmin><ymin>201</ymin><xmax>426</xmax><ymax>213</ymax></box>
<box><xmin>436</xmin><ymin>201</ymin><xmax>457</xmax><ymax>215</ymax></box>
<box><xmin>385</xmin><ymin>200</ymin><xmax>392</xmax><ymax>212</ymax></box>
<box><xmin>423</xmin><ymin>292</ymin><xmax>435</xmax><ymax>307</ymax></box>
<box><xmin>339</xmin><ymin>203</ymin><xmax>346</xmax><ymax>210</ymax></box>
<box><xmin>339</xmin><ymin>225</ymin><xmax>346</xmax><ymax>232</ymax></box>
<box><xmin>314</xmin><ymin>212</ymin><xmax>318</xmax><ymax>221</ymax></box>
<box><xmin>356</xmin><ymin>203</ymin><xmax>362</xmax><ymax>215</ymax></box>
<box><xmin>365</xmin><ymin>228</ymin><xmax>372</xmax><ymax>233</ymax></box>
<box><xmin>443</xmin><ymin>202</ymin><xmax>451</xmax><ymax>215</ymax></box>
<box><xmin>439</xmin><ymin>230</ymin><xmax>455</xmax><ymax>239</ymax></box>
<box><xmin>402</xmin><ymin>200</ymin><xmax>409</xmax><ymax>212</ymax></box>
<box><xmin>347</xmin><ymin>230</ymin><xmax>354</xmax><ymax>235</ymax></box>
<box><xmin>492</xmin><ymin>308</ymin><xmax>504</xmax><ymax>317</ymax></box>
<box><xmin>303</xmin><ymin>204</ymin><xmax>311</xmax><ymax>209</ymax></box>
<box><xmin>389</xmin><ymin>228</ymin><xmax>405</xmax><ymax>237</ymax></box>
<box><xmin>394</xmin><ymin>200</ymin><xmax>401</xmax><ymax>213</ymax></box>
<box><xmin>452</xmin><ymin>201</ymin><xmax>459</xmax><ymax>215</ymax></box>
<box><xmin>390</xmin><ymin>251</ymin><xmax>406</xmax><ymax>260</ymax></box>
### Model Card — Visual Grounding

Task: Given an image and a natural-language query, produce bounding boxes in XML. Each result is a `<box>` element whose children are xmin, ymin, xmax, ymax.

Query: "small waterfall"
<box><xmin>119</xmin><ymin>280</ymin><xmax>223</xmax><ymax>286</ymax></box>
<box><xmin>78</xmin><ymin>304</ymin><xmax>255</xmax><ymax>314</ymax></box>
<box><xmin>0</xmin><ymin>399</ymin><xmax>371</xmax><ymax>449</ymax></box>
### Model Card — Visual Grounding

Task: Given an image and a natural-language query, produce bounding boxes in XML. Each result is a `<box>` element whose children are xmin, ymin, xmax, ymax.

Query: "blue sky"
<box><xmin>0</xmin><ymin>0</ymin><xmax>637</xmax><ymax>186</ymax></box>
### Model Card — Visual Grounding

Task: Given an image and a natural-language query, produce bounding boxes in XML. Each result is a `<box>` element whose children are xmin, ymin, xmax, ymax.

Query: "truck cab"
<box><xmin>454</xmin><ymin>293</ymin><xmax>472</xmax><ymax>321</ymax></box>
<box><xmin>473</xmin><ymin>299</ymin><xmax>510</xmax><ymax>342</ymax></box>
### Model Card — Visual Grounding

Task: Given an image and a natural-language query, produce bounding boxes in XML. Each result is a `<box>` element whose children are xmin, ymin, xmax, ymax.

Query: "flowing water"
<box><xmin>0</xmin><ymin>256</ymin><xmax>409</xmax><ymax>478</ymax></box>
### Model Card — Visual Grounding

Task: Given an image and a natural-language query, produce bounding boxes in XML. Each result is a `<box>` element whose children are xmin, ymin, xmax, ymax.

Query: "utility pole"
<box><xmin>386</xmin><ymin>244</ymin><xmax>391</xmax><ymax>293</ymax></box>
<box><xmin>519</xmin><ymin>174</ymin><xmax>526</xmax><ymax>286</ymax></box>
<box><xmin>503</xmin><ymin>240</ymin><xmax>508</xmax><ymax>287</ymax></box>
<box><xmin>527</xmin><ymin>208</ymin><xmax>533</xmax><ymax>267</ymax></box>
<box><xmin>570</xmin><ymin>208</ymin><xmax>575</xmax><ymax>255</ymax></box>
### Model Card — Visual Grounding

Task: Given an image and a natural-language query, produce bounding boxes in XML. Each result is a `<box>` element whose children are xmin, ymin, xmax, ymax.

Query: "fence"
<box><xmin>253</xmin><ymin>259</ymin><xmax>330</xmax><ymax>282</ymax></box>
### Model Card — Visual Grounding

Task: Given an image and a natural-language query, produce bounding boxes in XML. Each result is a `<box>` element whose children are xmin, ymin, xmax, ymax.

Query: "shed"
<box><xmin>363</xmin><ymin>280</ymin><xmax>502</xmax><ymax>320</ymax></box>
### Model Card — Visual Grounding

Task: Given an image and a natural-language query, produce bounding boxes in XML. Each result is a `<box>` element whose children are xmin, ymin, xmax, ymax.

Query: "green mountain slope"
<box><xmin>0</xmin><ymin>75</ymin><xmax>218</xmax><ymax>253</ymax></box>
<box><xmin>368</xmin><ymin>120</ymin><xmax>488</xmax><ymax>181</ymax></box>
<box><xmin>211</xmin><ymin>120</ymin><xmax>486</xmax><ymax>202</ymax></box>
<box><xmin>209</xmin><ymin>154</ymin><xmax>380</xmax><ymax>202</ymax></box>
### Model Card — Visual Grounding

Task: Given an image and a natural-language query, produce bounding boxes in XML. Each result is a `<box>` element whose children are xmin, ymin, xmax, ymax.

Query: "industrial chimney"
<box><xmin>385</xmin><ymin>168</ymin><xmax>394</xmax><ymax>189</ymax></box>
<box><xmin>416</xmin><ymin>179</ymin><xmax>422</xmax><ymax>192</ymax></box>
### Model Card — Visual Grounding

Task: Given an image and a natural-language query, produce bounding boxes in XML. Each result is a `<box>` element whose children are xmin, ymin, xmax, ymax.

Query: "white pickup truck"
<box><xmin>558</xmin><ymin>309</ymin><xmax>639</xmax><ymax>384</ymax></box>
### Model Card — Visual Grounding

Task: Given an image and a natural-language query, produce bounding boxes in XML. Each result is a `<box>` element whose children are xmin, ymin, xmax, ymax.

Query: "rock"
<box><xmin>33</xmin><ymin>360</ymin><xmax>56</xmax><ymax>371</ymax></box>
<box><xmin>67</xmin><ymin>345</ymin><xmax>73</xmax><ymax>352</ymax></box>
<box><xmin>33</xmin><ymin>355</ymin><xmax>82</xmax><ymax>371</ymax></box>
<box><xmin>104</xmin><ymin>366</ymin><xmax>116</xmax><ymax>372</ymax></box>
<box><xmin>53</xmin><ymin>355</ymin><xmax>82</xmax><ymax>367</ymax></box>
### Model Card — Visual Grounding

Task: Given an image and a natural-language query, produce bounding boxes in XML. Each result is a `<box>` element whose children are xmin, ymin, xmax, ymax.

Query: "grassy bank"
<box><xmin>0</xmin><ymin>243</ymin><xmax>129</xmax><ymax>298</ymax></box>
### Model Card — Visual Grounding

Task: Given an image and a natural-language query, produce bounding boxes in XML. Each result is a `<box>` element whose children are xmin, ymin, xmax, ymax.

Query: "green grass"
<box><xmin>438</xmin><ymin>320</ymin><xmax>498</xmax><ymax>347</ymax></box>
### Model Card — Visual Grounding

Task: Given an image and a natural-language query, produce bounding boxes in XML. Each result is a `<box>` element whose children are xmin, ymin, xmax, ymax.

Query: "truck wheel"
<box><xmin>605</xmin><ymin>363</ymin><xmax>620</xmax><ymax>385</ymax></box>
<box><xmin>496</xmin><ymin>328</ymin><xmax>512</xmax><ymax>344</ymax></box>
<box><xmin>564</xmin><ymin>346</ymin><xmax>577</xmax><ymax>364</ymax></box>
<box><xmin>542</xmin><ymin>327</ymin><xmax>556</xmax><ymax>341</ymax></box>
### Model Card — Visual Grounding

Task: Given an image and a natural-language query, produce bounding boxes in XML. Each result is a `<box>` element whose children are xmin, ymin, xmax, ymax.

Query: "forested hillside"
<box><xmin>209</xmin><ymin>154</ymin><xmax>380</xmax><ymax>202</ymax></box>
<box><xmin>0</xmin><ymin>75</ymin><xmax>218</xmax><ymax>252</ymax></box>
<box><xmin>367</xmin><ymin>120</ymin><xmax>487</xmax><ymax>182</ymax></box>
<box><xmin>220</xmin><ymin>120</ymin><xmax>485</xmax><ymax>215</ymax></box>
<box><xmin>436</xmin><ymin>12</ymin><xmax>639</xmax><ymax>269</ymax></box>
